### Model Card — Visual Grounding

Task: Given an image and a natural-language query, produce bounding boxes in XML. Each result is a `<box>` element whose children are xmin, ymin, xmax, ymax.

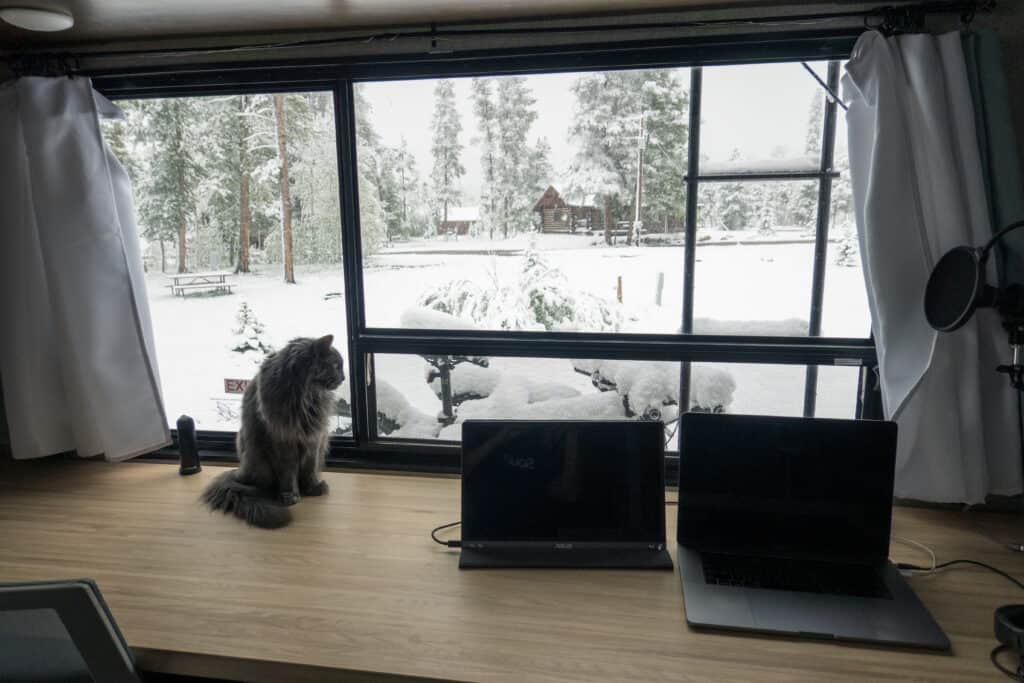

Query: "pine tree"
<box><xmin>429</xmin><ymin>79</ymin><xmax>465</xmax><ymax>232</ymax></box>
<box><xmin>392</xmin><ymin>138</ymin><xmax>423</xmax><ymax>238</ymax></box>
<box><xmin>135</xmin><ymin>98</ymin><xmax>205</xmax><ymax>273</ymax></box>
<box><xmin>471</xmin><ymin>78</ymin><xmax>501</xmax><ymax>239</ymax></box>
<box><xmin>494</xmin><ymin>77</ymin><xmax>538</xmax><ymax>238</ymax></box>
<box><xmin>567</xmin><ymin>70</ymin><xmax>689</xmax><ymax>240</ymax></box>
<box><xmin>230</xmin><ymin>302</ymin><xmax>274</xmax><ymax>366</ymax></box>
<box><xmin>794</xmin><ymin>93</ymin><xmax>826</xmax><ymax>229</ymax></box>
<box><xmin>524</xmin><ymin>137</ymin><xmax>554</xmax><ymax>218</ymax></box>
<box><xmin>717</xmin><ymin>148</ymin><xmax>751</xmax><ymax>231</ymax></box>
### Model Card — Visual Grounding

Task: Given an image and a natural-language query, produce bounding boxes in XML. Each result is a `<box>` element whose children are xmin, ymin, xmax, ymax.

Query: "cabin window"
<box><xmin>97</xmin><ymin>40</ymin><xmax>875</xmax><ymax>474</ymax></box>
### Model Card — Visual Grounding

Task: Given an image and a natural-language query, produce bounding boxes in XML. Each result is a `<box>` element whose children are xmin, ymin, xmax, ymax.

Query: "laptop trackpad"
<box><xmin>747</xmin><ymin>591</ymin><xmax>873</xmax><ymax>639</ymax></box>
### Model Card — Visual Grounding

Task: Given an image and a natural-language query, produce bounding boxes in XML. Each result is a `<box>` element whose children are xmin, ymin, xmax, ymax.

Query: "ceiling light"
<box><xmin>0</xmin><ymin>7</ymin><xmax>74</xmax><ymax>32</ymax></box>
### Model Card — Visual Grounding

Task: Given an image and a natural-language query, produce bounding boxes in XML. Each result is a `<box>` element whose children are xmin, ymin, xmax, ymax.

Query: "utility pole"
<box><xmin>632</xmin><ymin>109</ymin><xmax>646</xmax><ymax>246</ymax></box>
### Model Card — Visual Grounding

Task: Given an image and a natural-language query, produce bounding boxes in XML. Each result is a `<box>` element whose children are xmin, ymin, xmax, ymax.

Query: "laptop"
<box><xmin>676</xmin><ymin>413</ymin><xmax>950</xmax><ymax>651</ymax></box>
<box><xmin>460</xmin><ymin>419</ymin><xmax>673</xmax><ymax>569</ymax></box>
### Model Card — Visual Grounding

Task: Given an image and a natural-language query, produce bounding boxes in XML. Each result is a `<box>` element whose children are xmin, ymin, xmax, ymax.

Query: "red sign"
<box><xmin>224</xmin><ymin>378</ymin><xmax>250</xmax><ymax>394</ymax></box>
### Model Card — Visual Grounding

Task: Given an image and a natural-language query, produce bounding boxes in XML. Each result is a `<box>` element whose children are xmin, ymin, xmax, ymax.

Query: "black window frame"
<box><xmin>91</xmin><ymin>28</ymin><xmax>880</xmax><ymax>481</ymax></box>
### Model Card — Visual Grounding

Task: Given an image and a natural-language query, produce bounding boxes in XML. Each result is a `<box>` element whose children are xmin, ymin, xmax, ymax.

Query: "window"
<box><xmin>102</xmin><ymin>91</ymin><xmax>353</xmax><ymax>435</ymax></box>
<box><xmin>96</xmin><ymin>33</ymin><xmax>878</xmax><ymax>475</ymax></box>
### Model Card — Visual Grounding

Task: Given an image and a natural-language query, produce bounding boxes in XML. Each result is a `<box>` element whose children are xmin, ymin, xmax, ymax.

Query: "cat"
<box><xmin>201</xmin><ymin>334</ymin><xmax>344</xmax><ymax>528</ymax></box>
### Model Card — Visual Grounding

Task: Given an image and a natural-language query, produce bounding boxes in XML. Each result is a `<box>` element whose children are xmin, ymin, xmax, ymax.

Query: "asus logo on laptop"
<box><xmin>503</xmin><ymin>453</ymin><xmax>536</xmax><ymax>470</ymax></box>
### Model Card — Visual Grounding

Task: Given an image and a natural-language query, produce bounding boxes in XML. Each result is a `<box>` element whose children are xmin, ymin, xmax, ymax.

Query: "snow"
<box><xmin>400</xmin><ymin>307</ymin><xmax>479</xmax><ymax>331</ymax></box>
<box><xmin>143</xmin><ymin>233</ymin><xmax>869</xmax><ymax>437</ymax></box>
<box><xmin>444</xmin><ymin>206</ymin><xmax>480</xmax><ymax>222</ymax></box>
<box><xmin>428</xmin><ymin>363</ymin><xmax>579</xmax><ymax>404</ymax></box>
<box><xmin>701</xmin><ymin>156</ymin><xmax>819</xmax><ymax>175</ymax></box>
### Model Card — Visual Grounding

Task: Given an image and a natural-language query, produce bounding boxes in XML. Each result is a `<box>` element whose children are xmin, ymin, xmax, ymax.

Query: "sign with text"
<box><xmin>223</xmin><ymin>378</ymin><xmax>250</xmax><ymax>394</ymax></box>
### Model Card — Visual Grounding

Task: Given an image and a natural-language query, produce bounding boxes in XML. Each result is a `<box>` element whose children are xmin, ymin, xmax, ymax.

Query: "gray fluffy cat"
<box><xmin>201</xmin><ymin>334</ymin><xmax>344</xmax><ymax>528</ymax></box>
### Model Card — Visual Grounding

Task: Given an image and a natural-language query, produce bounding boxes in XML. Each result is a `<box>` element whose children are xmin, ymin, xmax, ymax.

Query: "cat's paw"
<box><xmin>303</xmin><ymin>480</ymin><xmax>329</xmax><ymax>497</ymax></box>
<box><xmin>279</xmin><ymin>491</ymin><xmax>301</xmax><ymax>506</ymax></box>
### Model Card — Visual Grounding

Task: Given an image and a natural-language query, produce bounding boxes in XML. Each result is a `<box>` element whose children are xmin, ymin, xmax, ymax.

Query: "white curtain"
<box><xmin>0</xmin><ymin>77</ymin><xmax>170</xmax><ymax>461</ymax></box>
<box><xmin>844</xmin><ymin>31</ymin><xmax>1020</xmax><ymax>503</ymax></box>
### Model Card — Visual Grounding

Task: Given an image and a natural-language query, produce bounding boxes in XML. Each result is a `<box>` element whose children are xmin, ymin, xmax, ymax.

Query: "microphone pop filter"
<box><xmin>924</xmin><ymin>246</ymin><xmax>985</xmax><ymax>332</ymax></box>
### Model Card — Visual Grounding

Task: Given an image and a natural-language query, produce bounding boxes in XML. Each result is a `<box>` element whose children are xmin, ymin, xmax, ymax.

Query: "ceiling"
<box><xmin>0</xmin><ymin>0</ymin><xmax>815</xmax><ymax>48</ymax></box>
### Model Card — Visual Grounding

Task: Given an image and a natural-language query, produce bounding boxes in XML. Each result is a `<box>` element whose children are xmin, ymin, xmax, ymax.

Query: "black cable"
<box><xmin>800</xmin><ymin>61</ymin><xmax>849</xmax><ymax>112</ymax></box>
<box><xmin>991</xmin><ymin>644</ymin><xmax>1024</xmax><ymax>681</ymax></box>
<box><xmin>897</xmin><ymin>559</ymin><xmax>1024</xmax><ymax>591</ymax></box>
<box><xmin>431</xmin><ymin>521</ymin><xmax>461</xmax><ymax>548</ymax></box>
<box><xmin>982</xmin><ymin>219</ymin><xmax>1024</xmax><ymax>257</ymax></box>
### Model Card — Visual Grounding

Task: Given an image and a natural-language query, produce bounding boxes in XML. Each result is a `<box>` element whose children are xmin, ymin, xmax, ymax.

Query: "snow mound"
<box><xmin>691</xmin><ymin>366</ymin><xmax>736</xmax><ymax>412</ymax></box>
<box><xmin>692</xmin><ymin>317</ymin><xmax>808</xmax><ymax>336</ymax></box>
<box><xmin>439</xmin><ymin>392</ymin><xmax>627</xmax><ymax>442</ymax></box>
<box><xmin>375</xmin><ymin>379</ymin><xmax>442</xmax><ymax>439</ymax></box>
<box><xmin>701</xmin><ymin>156</ymin><xmax>818</xmax><ymax>175</ymax></box>
<box><xmin>400</xmin><ymin>307</ymin><xmax>479</xmax><ymax>331</ymax></box>
<box><xmin>574</xmin><ymin>359</ymin><xmax>735</xmax><ymax>414</ymax></box>
<box><xmin>429</xmin><ymin>363</ymin><xmax>579</xmax><ymax>404</ymax></box>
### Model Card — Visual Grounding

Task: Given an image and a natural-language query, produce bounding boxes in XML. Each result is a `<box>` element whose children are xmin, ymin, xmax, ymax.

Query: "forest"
<box><xmin>103</xmin><ymin>69</ymin><xmax>850</xmax><ymax>277</ymax></box>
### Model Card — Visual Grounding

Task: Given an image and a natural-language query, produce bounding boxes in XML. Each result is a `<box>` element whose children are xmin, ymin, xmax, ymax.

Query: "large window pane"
<box><xmin>693</xmin><ymin>180</ymin><xmax>818</xmax><ymax>334</ymax></box>
<box><xmin>355</xmin><ymin>70</ymin><xmax>690</xmax><ymax>334</ymax></box>
<box><xmin>102</xmin><ymin>92</ymin><xmax>351</xmax><ymax>434</ymax></box>
<box><xmin>688</xmin><ymin>362</ymin><xmax>860</xmax><ymax>418</ymax></box>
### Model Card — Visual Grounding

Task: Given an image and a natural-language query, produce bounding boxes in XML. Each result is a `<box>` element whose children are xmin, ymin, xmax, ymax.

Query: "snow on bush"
<box><xmin>428</xmin><ymin>363</ymin><xmax>579</xmax><ymax>405</ymax></box>
<box><xmin>572</xmin><ymin>359</ymin><xmax>735</xmax><ymax>415</ymax></box>
<box><xmin>690</xmin><ymin>366</ymin><xmax>736</xmax><ymax>413</ymax></box>
<box><xmin>417</xmin><ymin>247</ymin><xmax>623</xmax><ymax>332</ymax></box>
<box><xmin>438</xmin><ymin>391</ymin><xmax>627</xmax><ymax>442</ymax></box>
<box><xmin>375</xmin><ymin>379</ymin><xmax>443</xmax><ymax>439</ymax></box>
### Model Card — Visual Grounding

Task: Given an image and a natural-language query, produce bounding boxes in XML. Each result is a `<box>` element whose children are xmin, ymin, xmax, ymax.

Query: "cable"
<box><xmin>982</xmin><ymin>219</ymin><xmax>1024</xmax><ymax>257</ymax></box>
<box><xmin>897</xmin><ymin>559</ymin><xmax>1024</xmax><ymax>591</ymax></box>
<box><xmin>892</xmin><ymin>536</ymin><xmax>936</xmax><ymax>572</ymax></box>
<box><xmin>991</xmin><ymin>644</ymin><xmax>1024</xmax><ymax>681</ymax></box>
<box><xmin>431</xmin><ymin>521</ymin><xmax>461</xmax><ymax>548</ymax></box>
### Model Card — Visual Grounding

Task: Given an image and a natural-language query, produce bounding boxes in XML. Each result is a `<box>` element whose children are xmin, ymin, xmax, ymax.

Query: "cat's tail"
<box><xmin>200</xmin><ymin>469</ymin><xmax>292</xmax><ymax>529</ymax></box>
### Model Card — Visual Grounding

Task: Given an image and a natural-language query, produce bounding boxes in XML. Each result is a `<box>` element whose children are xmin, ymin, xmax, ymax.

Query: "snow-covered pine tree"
<box><xmin>229</xmin><ymin>301</ymin><xmax>274</xmax><ymax>365</ymax></box>
<box><xmin>834</xmin><ymin>228</ymin><xmax>860</xmax><ymax>267</ymax></box>
<box><xmin>291</xmin><ymin>93</ymin><xmax>345</xmax><ymax>264</ymax></box>
<box><xmin>135</xmin><ymin>98</ymin><xmax>205</xmax><ymax>273</ymax></box>
<box><xmin>429</xmin><ymin>79</ymin><xmax>465</xmax><ymax>234</ymax></box>
<box><xmin>717</xmin><ymin>149</ymin><xmax>751</xmax><ymax>231</ymax></box>
<box><xmin>793</xmin><ymin>93</ymin><xmax>825</xmax><ymax>228</ymax></box>
<box><xmin>471</xmin><ymin>78</ymin><xmax>501</xmax><ymax>239</ymax></box>
<box><xmin>391</xmin><ymin>138</ymin><xmax>425</xmax><ymax>239</ymax></box>
<box><xmin>567</xmin><ymin>70</ymin><xmax>688</xmax><ymax>241</ymax></box>
<box><xmin>495</xmin><ymin>77</ymin><xmax>539</xmax><ymax>237</ymax></box>
<box><xmin>524</xmin><ymin>137</ymin><xmax>554</xmax><ymax>226</ymax></box>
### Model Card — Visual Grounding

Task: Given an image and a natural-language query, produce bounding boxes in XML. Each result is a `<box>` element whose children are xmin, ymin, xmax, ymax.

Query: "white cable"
<box><xmin>892</xmin><ymin>535</ymin><xmax>937</xmax><ymax>574</ymax></box>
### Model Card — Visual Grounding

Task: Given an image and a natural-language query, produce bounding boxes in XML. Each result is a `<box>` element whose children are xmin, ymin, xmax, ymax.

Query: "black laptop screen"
<box><xmin>461</xmin><ymin>420</ymin><xmax>665</xmax><ymax>544</ymax></box>
<box><xmin>676</xmin><ymin>414</ymin><xmax>897</xmax><ymax>564</ymax></box>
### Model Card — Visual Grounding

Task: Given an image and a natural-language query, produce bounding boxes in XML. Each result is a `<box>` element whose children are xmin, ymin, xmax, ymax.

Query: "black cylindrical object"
<box><xmin>177</xmin><ymin>415</ymin><xmax>201</xmax><ymax>475</ymax></box>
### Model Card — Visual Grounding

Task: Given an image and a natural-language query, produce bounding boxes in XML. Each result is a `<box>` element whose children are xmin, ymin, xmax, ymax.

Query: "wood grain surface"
<box><xmin>1</xmin><ymin>459</ymin><xmax>1021</xmax><ymax>682</ymax></box>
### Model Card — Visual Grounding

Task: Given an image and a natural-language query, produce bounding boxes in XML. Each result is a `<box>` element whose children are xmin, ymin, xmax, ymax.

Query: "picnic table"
<box><xmin>166</xmin><ymin>271</ymin><xmax>235</xmax><ymax>297</ymax></box>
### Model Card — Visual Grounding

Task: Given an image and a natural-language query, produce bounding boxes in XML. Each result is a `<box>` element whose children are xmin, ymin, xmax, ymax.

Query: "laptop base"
<box><xmin>678</xmin><ymin>547</ymin><xmax>950</xmax><ymax>651</ymax></box>
<box><xmin>460</xmin><ymin>547</ymin><xmax>673</xmax><ymax>569</ymax></box>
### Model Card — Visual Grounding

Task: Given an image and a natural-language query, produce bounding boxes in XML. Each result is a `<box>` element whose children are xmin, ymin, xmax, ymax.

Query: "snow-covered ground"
<box><xmin>146</xmin><ymin>232</ymin><xmax>869</xmax><ymax>439</ymax></box>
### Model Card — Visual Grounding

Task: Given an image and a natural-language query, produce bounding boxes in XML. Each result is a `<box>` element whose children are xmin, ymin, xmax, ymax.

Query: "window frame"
<box><xmin>91</xmin><ymin>29</ymin><xmax>881</xmax><ymax>482</ymax></box>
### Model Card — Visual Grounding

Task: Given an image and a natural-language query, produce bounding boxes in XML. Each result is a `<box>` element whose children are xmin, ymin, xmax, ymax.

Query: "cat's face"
<box><xmin>312</xmin><ymin>335</ymin><xmax>345</xmax><ymax>390</ymax></box>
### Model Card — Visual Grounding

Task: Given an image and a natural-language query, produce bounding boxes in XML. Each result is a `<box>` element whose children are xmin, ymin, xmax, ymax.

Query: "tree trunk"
<box><xmin>273</xmin><ymin>94</ymin><xmax>295</xmax><ymax>284</ymax></box>
<box><xmin>238</xmin><ymin>172</ymin><xmax>251</xmax><ymax>273</ymax></box>
<box><xmin>159</xmin><ymin>239</ymin><xmax>166</xmax><ymax>273</ymax></box>
<box><xmin>603</xmin><ymin>195</ymin><xmax>612</xmax><ymax>246</ymax></box>
<box><xmin>177</xmin><ymin>169</ymin><xmax>188</xmax><ymax>273</ymax></box>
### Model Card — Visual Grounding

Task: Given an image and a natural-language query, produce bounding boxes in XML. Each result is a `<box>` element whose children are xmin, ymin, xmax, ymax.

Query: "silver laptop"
<box><xmin>676</xmin><ymin>413</ymin><xmax>950</xmax><ymax>651</ymax></box>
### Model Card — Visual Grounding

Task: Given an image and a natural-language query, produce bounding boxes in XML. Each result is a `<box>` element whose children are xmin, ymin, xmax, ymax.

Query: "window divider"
<box><xmin>335</xmin><ymin>79</ymin><xmax>372</xmax><ymax>447</ymax></box>
<box><xmin>678</xmin><ymin>66</ymin><xmax>703</xmax><ymax>415</ymax></box>
<box><xmin>802</xmin><ymin>60</ymin><xmax>841</xmax><ymax>418</ymax></box>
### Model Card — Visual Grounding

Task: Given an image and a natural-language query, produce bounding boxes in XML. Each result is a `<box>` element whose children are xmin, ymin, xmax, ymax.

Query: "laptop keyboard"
<box><xmin>701</xmin><ymin>554</ymin><xmax>892</xmax><ymax>599</ymax></box>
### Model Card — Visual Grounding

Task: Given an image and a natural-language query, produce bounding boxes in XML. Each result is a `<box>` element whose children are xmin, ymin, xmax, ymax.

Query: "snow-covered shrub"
<box><xmin>430</xmin><ymin>363</ymin><xmax>580</xmax><ymax>406</ymax></box>
<box><xmin>417</xmin><ymin>247</ymin><xmax>622</xmax><ymax>332</ymax></box>
<box><xmin>441</xmin><ymin>391</ymin><xmax>626</xmax><ymax>442</ymax></box>
<box><xmin>229</xmin><ymin>302</ymin><xmax>274</xmax><ymax>365</ymax></box>
<box><xmin>375</xmin><ymin>380</ymin><xmax>443</xmax><ymax>439</ymax></box>
<box><xmin>834</xmin><ymin>229</ymin><xmax>860</xmax><ymax>268</ymax></box>
<box><xmin>572</xmin><ymin>359</ymin><xmax>735</xmax><ymax>415</ymax></box>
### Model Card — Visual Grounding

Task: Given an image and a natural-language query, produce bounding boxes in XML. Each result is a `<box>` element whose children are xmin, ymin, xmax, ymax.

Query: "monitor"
<box><xmin>461</xmin><ymin>420</ymin><xmax>665</xmax><ymax>546</ymax></box>
<box><xmin>676</xmin><ymin>413</ymin><xmax>897</xmax><ymax>565</ymax></box>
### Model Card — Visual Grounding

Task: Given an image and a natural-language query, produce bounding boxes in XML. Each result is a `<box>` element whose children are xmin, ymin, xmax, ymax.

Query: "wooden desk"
<box><xmin>1</xmin><ymin>459</ymin><xmax>1021</xmax><ymax>682</ymax></box>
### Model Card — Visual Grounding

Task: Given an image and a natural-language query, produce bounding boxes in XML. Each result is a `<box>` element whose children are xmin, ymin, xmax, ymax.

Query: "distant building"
<box><xmin>438</xmin><ymin>206</ymin><xmax>480</xmax><ymax>236</ymax></box>
<box><xmin>532</xmin><ymin>186</ymin><xmax>606</xmax><ymax>234</ymax></box>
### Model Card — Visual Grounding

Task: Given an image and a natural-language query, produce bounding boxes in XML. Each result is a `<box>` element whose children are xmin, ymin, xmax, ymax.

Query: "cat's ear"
<box><xmin>315</xmin><ymin>334</ymin><xmax>334</xmax><ymax>353</ymax></box>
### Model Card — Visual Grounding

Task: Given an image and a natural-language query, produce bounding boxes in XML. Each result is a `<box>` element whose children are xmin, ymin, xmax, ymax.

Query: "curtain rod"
<box><xmin>3</xmin><ymin>0</ymin><xmax>994</xmax><ymax>67</ymax></box>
